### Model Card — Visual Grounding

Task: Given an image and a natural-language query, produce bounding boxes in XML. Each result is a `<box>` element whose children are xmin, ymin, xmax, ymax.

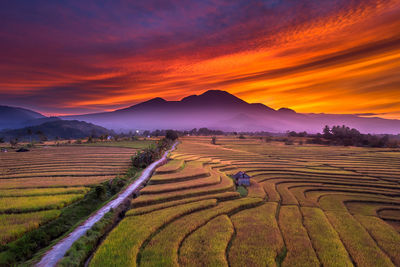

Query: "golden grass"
<box><xmin>0</xmin><ymin>210</ymin><xmax>61</xmax><ymax>245</ymax></box>
<box><xmin>276</xmin><ymin>183</ymin><xmax>299</xmax><ymax>205</ymax></box>
<box><xmin>278</xmin><ymin>205</ymin><xmax>319</xmax><ymax>267</ymax></box>
<box><xmin>149</xmin><ymin>161</ymin><xmax>209</xmax><ymax>184</ymax></box>
<box><xmin>261</xmin><ymin>181</ymin><xmax>281</xmax><ymax>202</ymax></box>
<box><xmin>246</xmin><ymin>180</ymin><xmax>266</xmax><ymax>199</ymax></box>
<box><xmin>140</xmin><ymin>169</ymin><xmax>221</xmax><ymax>194</ymax></box>
<box><xmin>0</xmin><ymin>187</ymin><xmax>90</xmax><ymax>197</ymax></box>
<box><xmin>0</xmin><ymin>194</ymin><xmax>84</xmax><ymax>213</ymax></box>
<box><xmin>319</xmin><ymin>194</ymin><xmax>399</xmax><ymax>212</ymax></box>
<box><xmin>90</xmin><ymin>200</ymin><xmax>218</xmax><ymax>267</ymax></box>
<box><xmin>179</xmin><ymin>215</ymin><xmax>234</xmax><ymax>267</ymax></box>
<box><xmin>347</xmin><ymin>202</ymin><xmax>399</xmax><ymax>216</ymax></box>
<box><xmin>229</xmin><ymin>203</ymin><xmax>284</xmax><ymax>267</ymax></box>
<box><xmin>0</xmin><ymin>171</ymin><xmax>122</xmax><ymax>179</ymax></box>
<box><xmin>355</xmin><ymin>214</ymin><xmax>400</xmax><ymax>266</ymax></box>
<box><xmin>131</xmin><ymin>173</ymin><xmax>235</xmax><ymax>207</ymax></box>
<box><xmin>88</xmin><ymin>137</ymin><xmax>400</xmax><ymax>266</ymax></box>
<box><xmin>301</xmin><ymin>207</ymin><xmax>353</xmax><ymax>267</ymax></box>
<box><xmin>378</xmin><ymin>209</ymin><xmax>400</xmax><ymax>220</ymax></box>
<box><xmin>155</xmin><ymin>159</ymin><xmax>184</xmax><ymax>174</ymax></box>
<box><xmin>139</xmin><ymin>198</ymin><xmax>262</xmax><ymax>267</ymax></box>
<box><xmin>0</xmin><ymin>176</ymin><xmax>114</xmax><ymax>189</ymax></box>
<box><xmin>325</xmin><ymin>211</ymin><xmax>394</xmax><ymax>267</ymax></box>
<box><xmin>128</xmin><ymin>192</ymin><xmax>239</xmax><ymax>216</ymax></box>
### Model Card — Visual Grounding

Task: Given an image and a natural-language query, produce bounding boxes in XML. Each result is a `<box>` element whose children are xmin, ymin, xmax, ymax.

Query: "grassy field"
<box><xmin>0</xmin><ymin>143</ymin><xmax>140</xmax><ymax>264</ymax></box>
<box><xmin>82</xmin><ymin>139</ymin><xmax>156</xmax><ymax>150</ymax></box>
<box><xmin>57</xmin><ymin>136</ymin><xmax>400</xmax><ymax>265</ymax></box>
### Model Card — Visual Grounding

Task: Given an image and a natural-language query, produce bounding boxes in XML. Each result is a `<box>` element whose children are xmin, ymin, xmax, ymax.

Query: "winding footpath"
<box><xmin>36</xmin><ymin>142</ymin><xmax>178</xmax><ymax>267</ymax></box>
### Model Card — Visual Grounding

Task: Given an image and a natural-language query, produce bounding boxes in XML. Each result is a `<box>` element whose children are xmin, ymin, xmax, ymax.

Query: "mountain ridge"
<box><xmin>2</xmin><ymin>90</ymin><xmax>400</xmax><ymax>134</ymax></box>
<box><xmin>61</xmin><ymin>90</ymin><xmax>400</xmax><ymax>134</ymax></box>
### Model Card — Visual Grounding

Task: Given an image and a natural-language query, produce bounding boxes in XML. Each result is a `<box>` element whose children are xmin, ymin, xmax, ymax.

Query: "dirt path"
<box><xmin>36</xmin><ymin>142</ymin><xmax>178</xmax><ymax>267</ymax></box>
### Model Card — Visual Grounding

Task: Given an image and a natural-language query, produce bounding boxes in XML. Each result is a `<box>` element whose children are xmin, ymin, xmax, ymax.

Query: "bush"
<box><xmin>211</xmin><ymin>136</ymin><xmax>217</xmax><ymax>145</ymax></box>
<box><xmin>16</xmin><ymin>148</ymin><xmax>30</xmax><ymax>152</ymax></box>
<box><xmin>165</xmin><ymin>130</ymin><xmax>179</xmax><ymax>141</ymax></box>
<box><xmin>285</xmin><ymin>140</ymin><xmax>294</xmax><ymax>145</ymax></box>
<box><xmin>10</xmin><ymin>138</ymin><xmax>18</xmax><ymax>147</ymax></box>
<box><xmin>132</xmin><ymin>138</ymin><xmax>173</xmax><ymax>169</ymax></box>
<box><xmin>95</xmin><ymin>185</ymin><xmax>107</xmax><ymax>200</ymax></box>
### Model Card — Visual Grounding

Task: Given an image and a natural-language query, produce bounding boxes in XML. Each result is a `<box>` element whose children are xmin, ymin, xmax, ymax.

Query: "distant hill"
<box><xmin>63</xmin><ymin>90</ymin><xmax>400</xmax><ymax>134</ymax></box>
<box><xmin>0</xmin><ymin>119</ymin><xmax>113</xmax><ymax>141</ymax></box>
<box><xmin>0</xmin><ymin>106</ymin><xmax>47</xmax><ymax>130</ymax></box>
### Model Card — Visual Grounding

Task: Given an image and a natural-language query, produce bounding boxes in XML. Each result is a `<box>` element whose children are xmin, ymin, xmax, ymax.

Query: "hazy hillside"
<box><xmin>0</xmin><ymin>119</ymin><xmax>113</xmax><ymax>141</ymax></box>
<box><xmin>63</xmin><ymin>90</ymin><xmax>400</xmax><ymax>134</ymax></box>
<box><xmin>0</xmin><ymin>106</ymin><xmax>46</xmax><ymax>130</ymax></box>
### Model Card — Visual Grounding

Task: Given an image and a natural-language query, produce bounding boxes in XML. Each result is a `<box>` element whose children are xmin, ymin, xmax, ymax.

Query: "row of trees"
<box><xmin>307</xmin><ymin>125</ymin><xmax>398</xmax><ymax>148</ymax></box>
<box><xmin>0</xmin><ymin>129</ymin><xmax>48</xmax><ymax>146</ymax></box>
<box><xmin>131</xmin><ymin>130</ymin><xmax>178</xmax><ymax>168</ymax></box>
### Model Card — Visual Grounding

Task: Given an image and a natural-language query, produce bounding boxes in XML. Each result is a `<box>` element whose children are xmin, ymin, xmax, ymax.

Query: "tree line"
<box><xmin>290</xmin><ymin>125</ymin><xmax>399</xmax><ymax>148</ymax></box>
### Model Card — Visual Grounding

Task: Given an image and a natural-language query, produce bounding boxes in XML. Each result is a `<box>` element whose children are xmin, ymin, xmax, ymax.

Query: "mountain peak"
<box><xmin>142</xmin><ymin>97</ymin><xmax>167</xmax><ymax>104</ymax></box>
<box><xmin>125</xmin><ymin>97</ymin><xmax>167</xmax><ymax>110</ymax></box>
<box><xmin>181</xmin><ymin>90</ymin><xmax>247</xmax><ymax>105</ymax></box>
<box><xmin>278</xmin><ymin>107</ymin><xmax>296</xmax><ymax>114</ymax></box>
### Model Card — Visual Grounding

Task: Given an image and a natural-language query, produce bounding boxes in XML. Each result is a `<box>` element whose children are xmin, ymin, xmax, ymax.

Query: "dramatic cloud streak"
<box><xmin>0</xmin><ymin>0</ymin><xmax>399</xmax><ymax>117</ymax></box>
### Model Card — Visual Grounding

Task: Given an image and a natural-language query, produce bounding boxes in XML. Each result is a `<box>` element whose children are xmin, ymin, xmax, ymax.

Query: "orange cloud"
<box><xmin>0</xmin><ymin>0</ymin><xmax>399</xmax><ymax>118</ymax></box>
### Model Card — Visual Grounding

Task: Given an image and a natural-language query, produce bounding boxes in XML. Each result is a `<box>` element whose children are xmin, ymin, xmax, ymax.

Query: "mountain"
<box><xmin>0</xmin><ymin>106</ymin><xmax>47</xmax><ymax>130</ymax></box>
<box><xmin>62</xmin><ymin>90</ymin><xmax>400</xmax><ymax>134</ymax></box>
<box><xmin>0</xmin><ymin>119</ymin><xmax>113</xmax><ymax>141</ymax></box>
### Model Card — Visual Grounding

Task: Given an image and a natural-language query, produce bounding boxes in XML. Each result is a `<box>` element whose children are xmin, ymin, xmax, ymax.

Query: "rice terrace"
<box><xmin>1</xmin><ymin>0</ymin><xmax>400</xmax><ymax>266</ymax></box>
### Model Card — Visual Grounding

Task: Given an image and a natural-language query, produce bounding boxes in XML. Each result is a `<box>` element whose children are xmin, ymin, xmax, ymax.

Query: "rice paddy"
<box><xmin>89</xmin><ymin>136</ymin><xmax>400</xmax><ymax>266</ymax></box>
<box><xmin>0</xmin><ymin>145</ymin><xmax>137</xmax><ymax>247</ymax></box>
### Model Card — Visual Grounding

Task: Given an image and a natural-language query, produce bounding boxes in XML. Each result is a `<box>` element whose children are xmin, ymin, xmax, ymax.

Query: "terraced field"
<box><xmin>91</xmin><ymin>136</ymin><xmax>400</xmax><ymax>267</ymax></box>
<box><xmin>0</xmin><ymin>146</ymin><xmax>135</xmax><ymax>246</ymax></box>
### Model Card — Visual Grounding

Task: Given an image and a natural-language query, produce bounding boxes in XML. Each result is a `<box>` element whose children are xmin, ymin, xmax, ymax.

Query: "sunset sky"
<box><xmin>0</xmin><ymin>0</ymin><xmax>399</xmax><ymax>118</ymax></box>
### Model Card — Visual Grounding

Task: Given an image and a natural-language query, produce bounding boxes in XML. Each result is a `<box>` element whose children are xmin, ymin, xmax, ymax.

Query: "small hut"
<box><xmin>233</xmin><ymin>171</ymin><xmax>251</xmax><ymax>186</ymax></box>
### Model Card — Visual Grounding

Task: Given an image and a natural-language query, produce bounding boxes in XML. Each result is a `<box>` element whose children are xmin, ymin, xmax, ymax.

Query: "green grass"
<box><xmin>236</xmin><ymin>186</ymin><xmax>248</xmax><ymax>197</ymax></box>
<box><xmin>179</xmin><ymin>215</ymin><xmax>234</xmax><ymax>267</ymax></box>
<box><xmin>58</xmin><ymin>210</ymin><xmax>116</xmax><ymax>267</ymax></box>
<box><xmin>82</xmin><ymin>140</ymin><xmax>156</xmax><ymax>149</ymax></box>
<box><xmin>0</xmin><ymin>172</ymin><xmax>139</xmax><ymax>266</ymax></box>
<box><xmin>0</xmin><ymin>210</ymin><xmax>61</xmax><ymax>245</ymax></box>
<box><xmin>0</xmin><ymin>194</ymin><xmax>85</xmax><ymax>213</ymax></box>
<box><xmin>0</xmin><ymin>187</ymin><xmax>90</xmax><ymax>197</ymax></box>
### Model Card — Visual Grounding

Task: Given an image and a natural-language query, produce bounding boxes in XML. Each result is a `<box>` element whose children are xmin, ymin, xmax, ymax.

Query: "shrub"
<box><xmin>10</xmin><ymin>138</ymin><xmax>18</xmax><ymax>147</ymax></box>
<box><xmin>211</xmin><ymin>136</ymin><xmax>217</xmax><ymax>145</ymax></box>
<box><xmin>95</xmin><ymin>185</ymin><xmax>107</xmax><ymax>200</ymax></box>
<box><xmin>16</xmin><ymin>148</ymin><xmax>29</xmax><ymax>152</ymax></box>
<box><xmin>285</xmin><ymin>140</ymin><xmax>294</xmax><ymax>145</ymax></box>
<box><xmin>165</xmin><ymin>130</ymin><xmax>179</xmax><ymax>141</ymax></box>
<box><xmin>131</xmin><ymin>138</ymin><xmax>173</xmax><ymax>168</ymax></box>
